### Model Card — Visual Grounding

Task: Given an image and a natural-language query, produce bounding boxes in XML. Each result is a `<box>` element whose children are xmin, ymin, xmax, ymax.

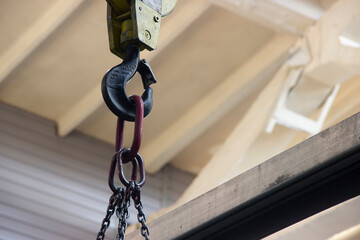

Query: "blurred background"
<box><xmin>0</xmin><ymin>0</ymin><xmax>359</xmax><ymax>239</ymax></box>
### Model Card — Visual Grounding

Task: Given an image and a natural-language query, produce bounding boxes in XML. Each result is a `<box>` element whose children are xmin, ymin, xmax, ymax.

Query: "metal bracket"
<box><xmin>132</xmin><ymin>0</ymin><xmax>161</xmax><ymax>51</ymax></box>
<box><xmin>106</xmin><ymin>0</ymin><xmax>176</xmax><ymax>59</ymax></box>
<box><xmin>266</xmin><ymin>68</ymin><xmax>340</xmax><ymax>135</ymax></box>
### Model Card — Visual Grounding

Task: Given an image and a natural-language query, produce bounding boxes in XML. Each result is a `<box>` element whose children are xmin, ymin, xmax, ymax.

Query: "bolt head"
<box><xmin>144</xmin><ymin>30</ymin><xmax>151</xmax><ymax>40</ymax></box>
<box><xmin>154</xmin><ymin>16</ymin><xmax>160</xmax><ymax>22</ymax></box>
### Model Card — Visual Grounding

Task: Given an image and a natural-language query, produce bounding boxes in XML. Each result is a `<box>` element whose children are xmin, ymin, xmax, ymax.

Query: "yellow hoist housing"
<box><xmin>106</xmin><ymin>0</ymin><xmax>177</xmax><ymax>59</ymax></box>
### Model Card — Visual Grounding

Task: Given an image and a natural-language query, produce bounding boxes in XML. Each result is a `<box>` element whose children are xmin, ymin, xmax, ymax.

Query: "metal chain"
<box><xmin>130</xmin><ymin>181</ymin><xmax>150</xmax><ymax>240</ymax></box>
<box><xmin>134</xmin><ymin>200</ymin><xmax>150</xmax><ymax>240</ymax></box>
<box><xmin>116</xmin><ymin>188</ymin><xmax>132</xmax><ymax>240</ymax></box>
<box><xmin>97</xmin><ymin>95</ymin><xmax>150</xmax><ymax>239</ymax></box>
<box><xmin>97</xmin><ymin>188</ymin><xmax>124</xmax><ymax>240</ymax></box>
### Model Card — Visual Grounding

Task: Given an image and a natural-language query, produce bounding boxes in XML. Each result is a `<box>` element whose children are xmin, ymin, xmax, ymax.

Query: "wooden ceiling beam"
<box><xmin>212</xmin><ymin>0</ymin><xmax>315</xmax><ymax>35</ymax></box>
<box><xmin>271</xmin><ymin>0</ymin><xmax>324</xmax><ymax>20</ymax></box>
<box><xmin>147</xmin><ymin>0</ymin><xmax>360</xmax><ymax>201</ymax></box>
<box><xmin>178</xmin><ymin>0</ymin><xmax>360</xmax><ymax>193</ymax></box>
<box><xmin>250</xmin><ymin>0</ymin><xmax>360</xmax><ymax>175</ymax></box>
<box><xmin>225</xmin><ymin>45</ymin><xmax>360</xmax><ymax>183</ymax></box>
<box><xmin>56</xmin><ymin>0</ymin><xmax>211</xmax><ymax>137</ymax></box>
<box><xmin>176</xmin><ymin>61</ymin><xmax>295</xmax><ymax>204</ymax></box>
<box><xmin>0</xmin><ymin>0</ymin><xmax>86</xmax><ymax>85</ymax></box>
<box><xmin>238</xmin><ymin>0</ymin><xmax>360</xmax><ymax>183</ymax></box>
<box><xmin>288</xmin><ymin>76</ymin><xmax>360</xmax><ymax>155</ymax></box>
<box><xmin>304</xmin><ymin>0</ymin><xmax>360</xmax><ymax>84</ymax></box>
<box><xmin>276</xmin><ymin>0</ymin><xmax>360</xmax><ymax>132</ymax></box>
<box><xmin>144</xmin><ymin>35</ymin><xmax>295</xmax><ymax>173</ymax></box>
<box><xmin>128</xmin><ymin>113</ymin><xmax>360</xmax><ymax>239</ymax></box>
<box><xmin>322</xmin><ymin>75</ymin><xmax>360</xmax><ymax>129</ymax></box>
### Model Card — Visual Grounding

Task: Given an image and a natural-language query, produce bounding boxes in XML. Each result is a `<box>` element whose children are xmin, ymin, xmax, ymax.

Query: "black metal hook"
<box><xmin>101</xmin><ymin>44</ymin><xmax>157</xmax><ymax>121</ymax></box>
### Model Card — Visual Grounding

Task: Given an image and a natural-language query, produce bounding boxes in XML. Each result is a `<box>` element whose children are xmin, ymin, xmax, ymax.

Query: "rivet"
<box><xmin>144</xmin><ymin>30</ymin><xmax>151</xmax><ymax>40</ymax></box>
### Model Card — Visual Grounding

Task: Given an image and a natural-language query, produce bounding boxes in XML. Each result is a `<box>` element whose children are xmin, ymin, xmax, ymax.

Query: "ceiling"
<box><xmin>1</xmin><ymin>0</ymin><xmax>360</xmax><ymax>177</ymax></box>
<box><xmin>0</xmin><ymin>0</ymin><xmax>285</xmax><ymax>174</ymax></box>
<box><xmin>1</xmin><ymin>0</ymin><xmax>360</xmax><ymax>238</ymax></box>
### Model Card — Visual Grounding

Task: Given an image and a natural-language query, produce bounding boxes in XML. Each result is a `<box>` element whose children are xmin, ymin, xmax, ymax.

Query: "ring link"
<box><xmin>117</xmin><ymin>148</ymin><xmax>145</xmax><ymax>187</ymax></box>
<box><xmin>108</xmin><ymin>150</ymin><xmax>138</xmax><ymax>193</ymax></box>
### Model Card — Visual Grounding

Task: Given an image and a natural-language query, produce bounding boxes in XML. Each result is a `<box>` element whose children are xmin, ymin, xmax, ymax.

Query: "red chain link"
<box><xmin>124</xmin><ymin>95</ymin><xmax>144</xmax><ymax>163</ymax></box>
<box><xmin>112</xmin><ymin>95</ymin><xmax>144</xmax><ymax>188</ymax></box>
<box><xmin>115</xmin><ymin>118</ymin><xmax>124</xmax><ymax>152</ymax></box>
<box><xmin>114</xmin><ymin>95</ymin><xmax>144</xmax><ymax>159</ymax></box>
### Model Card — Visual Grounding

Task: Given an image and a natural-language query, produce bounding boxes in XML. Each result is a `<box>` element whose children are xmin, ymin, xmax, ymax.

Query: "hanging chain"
<box><xmin>97</xmin><ymin>95</ymin><xmax>150</xmax><ymax>239</ymax></box>
<box><xmin>132</xmin><ymin>183</ymin><xmax>150</xmax><ymax>240</ymax></box>
<box><xmin>135</xmin><ymin>202</ymin><xmax>150</xmax><ymax>240</ymax></box>
<box><xmin>97</xmin><ymin>188</ymin><xmax>124</xmax><ymax>240</ymax></box>
<box><xmin>116</xmin><ymin>187</ymin><xmax>131</xmax><ymax>240</ymax></box>
<box><xmin>113</xmin><ymin>180</ymin><xmax>151</xmax><ymax>240</ymax></box>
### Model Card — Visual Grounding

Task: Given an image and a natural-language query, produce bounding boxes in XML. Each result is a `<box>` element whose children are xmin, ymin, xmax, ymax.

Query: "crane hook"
<box><xmin>101</xmin><ymin>44</ymin><xmax>156</xmax><ymax>121</ymax></box>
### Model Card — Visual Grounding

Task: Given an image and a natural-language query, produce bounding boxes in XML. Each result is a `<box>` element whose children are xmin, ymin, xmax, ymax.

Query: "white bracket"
<box><xmin>266</xmin><ymin>70</ymin><xmax>340</xmax><ymax>135</ymax></box>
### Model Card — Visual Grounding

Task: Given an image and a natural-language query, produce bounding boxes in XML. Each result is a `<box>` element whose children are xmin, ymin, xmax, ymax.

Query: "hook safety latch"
<box><xmin>101</xmin><ymin>44</ymin><xmax>156</xmax><ymax>121</ymax></box>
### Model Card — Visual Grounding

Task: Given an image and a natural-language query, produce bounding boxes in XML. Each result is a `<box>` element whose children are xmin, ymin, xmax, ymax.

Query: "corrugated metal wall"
<box><xmin>0</xmin><ymin>103</ymin><xmax>194</xmax><ymax>240</ymax></box>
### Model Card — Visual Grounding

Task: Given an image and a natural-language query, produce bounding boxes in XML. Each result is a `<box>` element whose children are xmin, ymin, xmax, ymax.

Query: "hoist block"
<box><xmin>106</xmin><ymin>0</ymin><xmax>176</xmax><ymax>59</ymax></box>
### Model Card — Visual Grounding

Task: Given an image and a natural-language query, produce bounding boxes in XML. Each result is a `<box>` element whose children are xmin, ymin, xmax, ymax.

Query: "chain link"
<box><xmin>130</xmin><ymin>181</ymin><xmax>150</xmax><ymax>240</ymax></box>
<box><xmin>98</xmin><ymin>94</ymin><xmax>150</xmax><ymax>239</ymax></box>
<box><xmin>97</xmin><ymin>181</ymin><xmax>150</xmax><ymax>240</ymax></box>
<box><xmin>97</xmin><ymin>189</ymin><xmax>124</xmax><ymax>240</ymax></box>
<box><xmin>134</xmin><ymin>201</ymin><xmax>150</xmax><ymax>240</ymax></box>
<box><xmin>116</xmin><ymin>188</ymin><xmax>131</xmax><ymax>240</ymax></box>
